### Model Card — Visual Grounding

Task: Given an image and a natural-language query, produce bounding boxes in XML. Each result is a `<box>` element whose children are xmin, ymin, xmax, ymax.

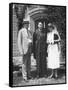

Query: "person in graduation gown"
<box><xmin>33</xmin><ymin>22</ymin><xmax>47</xmax><ymax>78</ymax></box>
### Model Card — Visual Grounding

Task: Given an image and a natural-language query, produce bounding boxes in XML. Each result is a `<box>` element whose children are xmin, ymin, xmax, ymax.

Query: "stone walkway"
<box><xmin>13</xmin><ymin>69</ymin><xmax>66</xmax><ymax>87</ymax></box>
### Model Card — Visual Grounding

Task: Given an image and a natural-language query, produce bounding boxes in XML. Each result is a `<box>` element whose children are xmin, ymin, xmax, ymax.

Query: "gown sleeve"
<box><xmin>32</xmin><ymin>32</ymin><xmax>37</xmax><ymax>59</ymax></box>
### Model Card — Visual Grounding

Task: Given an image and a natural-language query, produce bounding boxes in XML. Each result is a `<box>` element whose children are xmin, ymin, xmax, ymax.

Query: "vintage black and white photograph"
<box><xmin>9</xmin><ymin>3</ymin><xmax>66</xmax><ymax>87</ymax></box>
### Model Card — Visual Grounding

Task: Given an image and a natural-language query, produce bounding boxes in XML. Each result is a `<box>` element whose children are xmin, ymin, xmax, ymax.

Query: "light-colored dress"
<box><xmin>47</xmin><ymin>30</ymin><xmax>60</xmax><ymax>69</ymax></box>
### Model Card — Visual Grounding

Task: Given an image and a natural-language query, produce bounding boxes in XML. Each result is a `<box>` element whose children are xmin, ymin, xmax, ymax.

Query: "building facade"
<box><xmin>12</xmin><ymin>4</ymin><xmax>66</xmax><ymax>65</ymax></box>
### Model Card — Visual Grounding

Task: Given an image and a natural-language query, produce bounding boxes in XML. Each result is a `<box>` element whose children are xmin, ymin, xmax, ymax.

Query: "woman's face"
<box><xmin>48</xmin><ymin>27</ymin><xmax>53</xmax><ymax>32</ymax></box>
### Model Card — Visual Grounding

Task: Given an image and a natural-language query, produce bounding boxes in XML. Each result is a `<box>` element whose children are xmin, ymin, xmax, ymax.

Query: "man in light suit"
<box><xmin>18</xmin><ymin>21</ymin><xmax>32</xmax><ymax>81</ymax></box>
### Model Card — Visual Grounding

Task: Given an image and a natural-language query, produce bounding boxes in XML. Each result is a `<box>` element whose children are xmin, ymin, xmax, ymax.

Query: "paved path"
<box><xmin>13</xmin><ymin>72</ymin><xmax>66</xmax><ymax>87</ymax></box>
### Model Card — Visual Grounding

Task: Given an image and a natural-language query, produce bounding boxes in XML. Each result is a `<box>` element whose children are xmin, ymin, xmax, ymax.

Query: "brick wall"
<box><xmin>12</xmin><ymin>9</ymin><xmax>20</xmax><ymax>57</ymax></box>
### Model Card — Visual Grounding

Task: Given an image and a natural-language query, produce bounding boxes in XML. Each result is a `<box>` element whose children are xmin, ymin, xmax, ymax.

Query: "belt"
<box><xmin>48</xmin><ymin>42</ymin><xmax>59</xmax><ymax>45</ymax></box>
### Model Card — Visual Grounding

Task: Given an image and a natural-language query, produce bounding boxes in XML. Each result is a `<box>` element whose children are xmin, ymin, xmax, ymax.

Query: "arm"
<box><xmin>54</xmin><ymin>31</ymin><xmax>61</xmax><ymax>51</ymax></box>
<box><xmin>47</xmin><ymin>33</ymin><xmax>49</xmax><ymax>44</ymax></box>
<box><xmin>18</xmin><ymin>30</ymin><xmax>23</xmax><ymax>55</ymax></box>
<box><xmin>32</xmin><ymin>32</ymin><xmax>37</xmax><ymax>59</ymax></box>
<box><xmin>54</xmin><ymin>31</ymin><xmax>61</xmax><ymax>43</ymax></box>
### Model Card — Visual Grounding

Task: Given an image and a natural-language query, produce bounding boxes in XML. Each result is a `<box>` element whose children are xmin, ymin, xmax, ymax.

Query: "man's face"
<box><xmin>38</xmin><ymin>22</ymin><xmax>43</xmax><ymax>29</ymax></box>
<box><xmin>24</xmin><ymin>23</ymin><xmax>29</xmax><ymax>29</ymax></box>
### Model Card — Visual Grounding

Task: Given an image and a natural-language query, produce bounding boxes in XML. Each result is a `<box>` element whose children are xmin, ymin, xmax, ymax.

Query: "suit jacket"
<box><xmin>18</xmin><ymin>28</ymin><xmax>32</xmax><ymax>55</ymax></box>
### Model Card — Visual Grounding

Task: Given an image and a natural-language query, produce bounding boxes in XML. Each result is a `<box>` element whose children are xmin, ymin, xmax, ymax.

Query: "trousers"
<box><xmin>22</xmin><ymin>43</ymin><xmax>32</xmax><ymax>79</ymax></box>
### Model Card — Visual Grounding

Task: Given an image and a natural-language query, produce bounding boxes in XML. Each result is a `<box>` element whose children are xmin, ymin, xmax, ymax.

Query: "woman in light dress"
<box><xmin>47</xmin><ymin>23</ymin><xmax>61</xmax><ymax>79</ymax></box>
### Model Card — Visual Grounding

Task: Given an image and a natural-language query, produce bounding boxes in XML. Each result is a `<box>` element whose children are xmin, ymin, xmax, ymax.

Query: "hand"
<box><xmin>20</xmin><ymin>51</ymin><xmax>23</xmax><ymax>56</ymax></box>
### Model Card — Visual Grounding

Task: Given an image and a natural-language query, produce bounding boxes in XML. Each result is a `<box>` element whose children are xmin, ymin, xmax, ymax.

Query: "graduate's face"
<box><xmin>38</xmin><ymin>22</ymin><xmax>43</xmax><ymax>29</ymax></box>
